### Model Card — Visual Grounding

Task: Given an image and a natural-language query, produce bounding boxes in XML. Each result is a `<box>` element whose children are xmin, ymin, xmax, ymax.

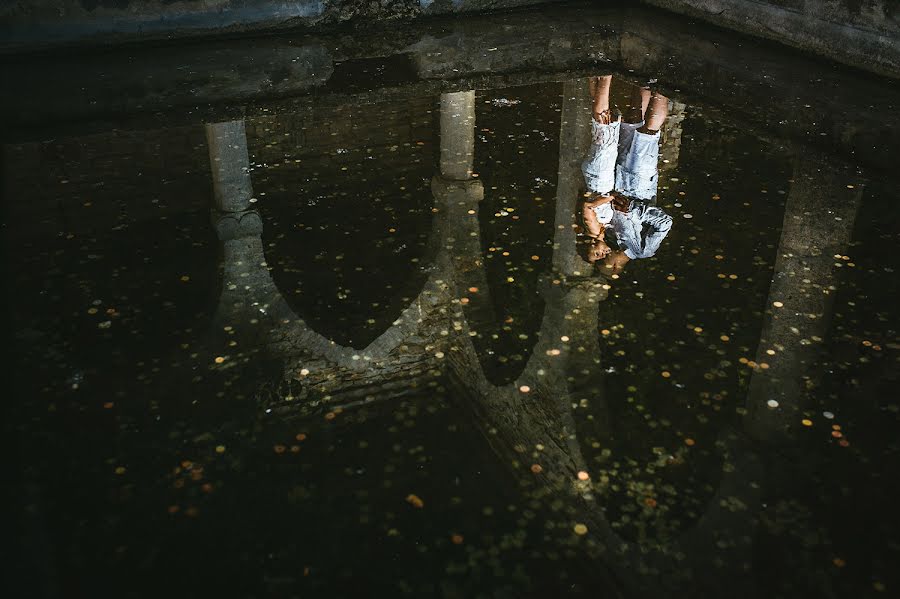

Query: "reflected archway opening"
<box><xmin>576</xmin><ymin>110</ymin><xmax>793</xmax><ymax>542</ymax></box>
<box><xmin>466</xmin><ymin>83</ymin><xmax>561</xmax><ymax>385</ymax></box>
<box><xmin>248</xmin><ymin>99</ymin><xmax>437</xmax><ymax>349</ymax></box>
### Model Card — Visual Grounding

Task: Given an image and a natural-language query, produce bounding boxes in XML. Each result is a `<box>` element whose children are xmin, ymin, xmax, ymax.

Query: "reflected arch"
<box><xmin>440</xmin><ymin>80</ymin><xmax>762</xmax><ymax>598</ymax></box>
<box><xmin>244</xmin><ymin>99</ymin><xmax>440</xmax><ymax>349</ymax></box>
<box><xmin>205</xmin><ymin>118</ymin><xmax>449</xmax><ymax>372</ymax></box>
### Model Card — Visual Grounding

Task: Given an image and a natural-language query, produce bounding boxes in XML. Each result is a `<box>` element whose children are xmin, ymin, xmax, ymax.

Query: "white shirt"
<box><xmin>594</xmin><ymin>200</ymin><xmax>673</xmax><ymax>260</ymax></box>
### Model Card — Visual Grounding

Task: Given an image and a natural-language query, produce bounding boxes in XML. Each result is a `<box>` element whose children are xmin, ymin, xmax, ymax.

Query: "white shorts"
<box><xmin>615</xmin><ymin>121</ymin><xmax>660</xmax><ymax>201</ymax></box>
<box><xmin>581</xmin><ymin>120</ymin><xmax>620</xmax><ymax>195</ymax></box>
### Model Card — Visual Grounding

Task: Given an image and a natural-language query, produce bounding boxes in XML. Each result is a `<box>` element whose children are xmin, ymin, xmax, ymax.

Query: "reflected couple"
<box><xmin>578</xmin><ymin>75</ymin><xmax>673</xmax><ymax>274</ymax></box>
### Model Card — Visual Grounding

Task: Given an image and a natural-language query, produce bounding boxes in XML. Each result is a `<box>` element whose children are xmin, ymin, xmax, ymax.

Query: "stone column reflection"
<box><xmin>205</xmin><ymin>120</ymin><xmax>275</xmax><ymax>343</ymax></box>
<box><xmin>745</xmin><ymin>153</ymin><xmax>863</xmax><ymax>441</ymax></box>
<box><xmin>207</xmin><ymin>120</ymin><xmax>255</xmax><ymax>212</ymax></box>
<box><xmin>439</xmin><ymin>91</ymin><xmax>476</xmax><ymax>180</ymax></box>
<box><xmin>546</xmin><ymin>79</ymin><xmax>612</xmax><ymax>438</ymax></box>
<box><xmin>552</xmin><ymin>79</ymin><xmax>594</xmax><ymax>278</ymax></box>
<box><xmin>433</xmin><ymin>91</ymin><xmax>487</xmax><ymax>314</ymax></box>
<box><xmin>658</xmin><ymin>98</ymin><xmax>686</xmax><ymax>183</ymax></box>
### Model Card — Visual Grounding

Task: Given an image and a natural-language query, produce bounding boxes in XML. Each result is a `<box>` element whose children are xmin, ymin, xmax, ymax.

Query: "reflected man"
<box><xmin>579</xmin><ymin>75</ymin><xmax>673</xmax><ymax>274</ymax></box>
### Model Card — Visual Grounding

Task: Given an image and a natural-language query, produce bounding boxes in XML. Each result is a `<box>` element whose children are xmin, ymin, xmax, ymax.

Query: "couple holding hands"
<box><xmin>579</xmin><ymin>75</ymin><xmax>674</xmax><ymax>274</ymax></box>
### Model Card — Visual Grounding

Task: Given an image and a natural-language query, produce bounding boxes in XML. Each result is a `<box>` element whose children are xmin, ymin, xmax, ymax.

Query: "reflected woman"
<box><xmin>579</xmin><ymin>75</ymin><xmax>673</xmax><ymax>275</ymax></box>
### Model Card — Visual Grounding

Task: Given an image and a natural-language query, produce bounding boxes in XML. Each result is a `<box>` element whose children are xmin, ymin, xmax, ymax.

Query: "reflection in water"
<box><xmin>5</xmin><ymin>71</ymin><xmax>899</xmax><ymax>598</ymax></box>
<box><xmin>199</xmin><ymin>81</ymin><xmax>761</xmax><ymax>596</ymax></box>
<box><xmin>579</xmin><ymin>75</ymin><xmax>673</xmax><ymax>275</ymax></box>
<box><xmin>745</xmin><ymin>154</ymin><xmax>864</xmax><ymax>442</ymax></box>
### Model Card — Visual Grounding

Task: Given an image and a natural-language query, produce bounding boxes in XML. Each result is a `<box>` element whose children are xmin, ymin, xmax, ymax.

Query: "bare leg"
<box><xmin>625</xmin><ymin>85</ymin><xmax>651</xmax><ymax>124</ymax></box>
<box><xmin>590</xmin><ymin>75</ymin><xmax>613</xmax><ymax>123</ymax></box>
<box><xmin>640</xmin><ymin>91</ymin><xmax>668</xmax><ymax>134</ymax></box>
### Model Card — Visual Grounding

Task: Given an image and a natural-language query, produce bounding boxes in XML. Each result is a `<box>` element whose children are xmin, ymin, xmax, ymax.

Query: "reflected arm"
<box><xmin>623</xmin><ymin>206</ymin><xmax>673</xmax><ymax>259</ymax></box>
<box><xmin>581</xmin><ymin>195</ymin><xmax>612</xmax><ymax>238</ymax></box>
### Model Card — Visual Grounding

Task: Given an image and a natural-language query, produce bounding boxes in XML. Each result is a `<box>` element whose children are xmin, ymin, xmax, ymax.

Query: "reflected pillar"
<box><xmin>658</xmin><ymin>98</ymin><xmax>686</xmax><ymax>183</ymax></box>
<box><xmin>205</xmin><ymin>120</ymin><xmax>278</xmax><ymax>342</ymax></box>
<box><xmin>557</xmin><ymin>279</ymin><xmax>611</xmax><ymax>439</ymax></box>
<box><xmin>432</xmin><ymin>91</ymin><xmax>486</xmax><ymax>309</ymax></box>
<box><xmin>207</xmin><ymin>120</ymin><xmax>255</xmax><ymax>213</ymax></box>
<box><xmin>552</xmin><ymin>79</ymin><xmax>594</xmax><ymax>277</ymax></box>
<box><xmin>745</xmin><ymin>154</ymin><xmax>863</xmax><ymax>441</ymax></box>
<box><xmin>439</xmin><ymin>91</ymin><xmax>476</xmax><ymax>181</ymax></box>
<box><xmin>545</xmin><ymin>79</ymin><xmax>611</xmax><ymax>443</ymax></box>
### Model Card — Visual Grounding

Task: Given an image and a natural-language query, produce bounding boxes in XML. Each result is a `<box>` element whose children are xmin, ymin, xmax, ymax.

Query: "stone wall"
<box><xmin>0</xmin><ymin>0</ymin><xmax>562</xmax><ymax>52</ymax></box>
<box><xmin>3</xmin><ymin>1</ymin><xmax>898</xmax><ymax>79</ymax></box>
<box><xmin>642</xmin><ymin>0</ymin><xmax>900</xmax><ymax>78</ymax></box>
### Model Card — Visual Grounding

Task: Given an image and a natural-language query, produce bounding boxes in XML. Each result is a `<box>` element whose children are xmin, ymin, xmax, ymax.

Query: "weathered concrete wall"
<box><xmin>642</xmin><ymin>0</ymin><xmax>900</xmax><ymax>78</ymax></box>
<box><xmin>0</xmin><ymin>0</ymin><xmax>562</xmax><ymax>52</ymax></box>
<box><xmin>3</xmin><ymin>1</ymin><xmax>898</xmax><ymax>79</ymax></box>
<box><xmin>4</xmin><ymin>4</ymin><xmax>897</xmax><ymax>173</ymax></box>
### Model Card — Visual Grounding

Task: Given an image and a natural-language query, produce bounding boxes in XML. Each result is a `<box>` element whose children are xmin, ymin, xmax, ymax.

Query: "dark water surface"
<box><xmin>4</xmin><ymin>4</ymin><xmax>900</xmax><ymax>599</ymax></box>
